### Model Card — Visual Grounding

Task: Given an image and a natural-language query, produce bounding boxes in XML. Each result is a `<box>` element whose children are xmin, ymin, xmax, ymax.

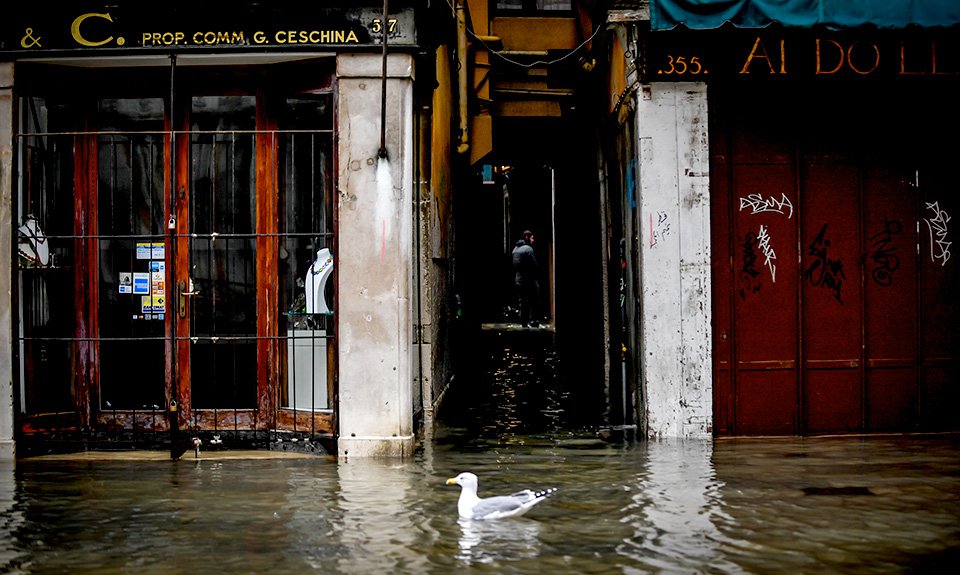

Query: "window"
<box><xmin>496</xmin><ymin>1</ymin><xmax>573</xmax><ymax>13</ymax></box>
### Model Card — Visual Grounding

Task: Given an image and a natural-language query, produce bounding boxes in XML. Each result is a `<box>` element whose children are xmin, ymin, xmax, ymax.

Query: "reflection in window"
<box><xmin>97</xmin><ymin>97</ymin><xmax>167</xmax><ymax>409</ymax></box>
<box><xmin>191</xmin><ymin>95</ymin><xmax>256</xmax><ymax>132</ymax></box>
<box><xmin>189</xmin><ymin>95</ymin><xmax>257</xmax><ymax>409</ymax></box>
<box><xmin>279</xmin><ymin>93</ymin><xmax>334</xmax><ymax>412</ymax></box>
<box><xmin>17</xmin><ymin>96</ymin><xmax>78</xmax><ymax>414</ymax></box>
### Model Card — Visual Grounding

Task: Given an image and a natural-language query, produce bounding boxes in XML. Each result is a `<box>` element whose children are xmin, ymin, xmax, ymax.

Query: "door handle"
<box><xmin>178</xmin><ymin>279</ymin><xmax>199</xmax><ymax>318</ymax></box>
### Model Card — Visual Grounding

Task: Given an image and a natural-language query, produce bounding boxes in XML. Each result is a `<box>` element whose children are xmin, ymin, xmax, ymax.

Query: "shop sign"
<box><xmin>643</xmin><ymin>27</ymin><xmax>960</xmax><ymax>82</ymax></box>
<box><xmin>1</xmin><ymin>1</ymin><xmax>416</xmax><ymax>56</ymax></box>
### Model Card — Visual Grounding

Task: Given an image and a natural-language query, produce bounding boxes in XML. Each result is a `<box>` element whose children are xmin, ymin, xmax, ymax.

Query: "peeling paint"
<box><xmin>639</xmin><ymin>83</ymin><xmax>712</xmax><ymax>440</ymax></box>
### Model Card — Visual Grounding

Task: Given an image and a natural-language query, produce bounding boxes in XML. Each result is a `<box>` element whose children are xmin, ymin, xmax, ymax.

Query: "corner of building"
<box><xmin>338</xmin><ymin>434</ymin><xmax>417</xmax><ymax>459</ymax></box>
<box><xmin>1</xmin><ymin>61</ymin><xmax>15</xmax><ymax>461</ymax></box>
<box><xmin>636</xmin><ymin>81</ymin><xmax>713</xmax><ymax>440</ymax></box>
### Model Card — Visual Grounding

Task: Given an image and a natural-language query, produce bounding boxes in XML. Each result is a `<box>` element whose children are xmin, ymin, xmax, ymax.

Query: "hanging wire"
<box><xmin>441</xmin><ymin>0</ymin><xmax>602</xmax><ymax>69</ymax></box>
<box><xmin>468</xmin><ymin>23</ymin><xmax>603</xmax><ymax>68</ymax></box>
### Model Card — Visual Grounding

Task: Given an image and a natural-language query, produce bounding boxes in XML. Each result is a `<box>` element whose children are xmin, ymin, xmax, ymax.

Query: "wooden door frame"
<box><xmin>17</xmin><ymin>62</ymin><xmax>337</xmax><ymax>438</ymax></box>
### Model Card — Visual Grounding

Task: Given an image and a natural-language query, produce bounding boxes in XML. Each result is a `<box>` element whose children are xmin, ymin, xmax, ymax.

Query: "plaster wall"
<box><xmin>636</xmin><ymin>82</ymin><xmax>713</xmax><ymax>438</ymax></box>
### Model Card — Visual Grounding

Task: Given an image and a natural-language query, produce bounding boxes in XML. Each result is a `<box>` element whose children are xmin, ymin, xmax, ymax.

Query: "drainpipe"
<box><xmin>415</xmin><ymin>105</ymin><xmax>428</xmax><ymax>433</ymax></box>
<box><xmin>379</xmin><ymin>0</ymin><xmax>390</xmax><ymax>160</ymax></box>
<box><xmin>456</xmin><ymin>0</ymin><xmax>469</xmax><ymax>154</ymax></box>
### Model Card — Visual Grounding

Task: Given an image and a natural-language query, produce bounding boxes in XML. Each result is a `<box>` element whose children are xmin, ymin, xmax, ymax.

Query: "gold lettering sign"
<box><xmin>2</xmin><ymin>10</ymin><xmax>405</xmax><ymax>53</ymax></box>
<box><xmin>647</xmin><ymin>31</ymin><xmax>958</xmax><ymax>81</ymax></box>
<box><xmin>141</xmin><ymin>28</ymin><xmax>361</xmax><ymax>47</ymax></box>
<box><xmin>72</xmin><ymin>12</ymin><xmax>122</xmax><ymax>47</ymax></box>
<box><xmin>739</xmin><ymin>37</ymin><xmax>786</xmax><ymax>75</ymax></box>
<box><xmin>816</xmin><ymin>39</ymin><xmax>880</xmax><ymax>75</ymax></box>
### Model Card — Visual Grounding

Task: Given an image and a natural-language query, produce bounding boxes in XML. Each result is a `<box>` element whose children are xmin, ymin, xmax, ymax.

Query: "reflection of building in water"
<box><xmin>619</xmin><ymin>440</ymin><xmax>746</xmax><ymax>574</ymax></box>
<box><xmin>335</xmin><ymin>460</ymin><xmax>427</xmax><ymax>575</ymax></box>
<box><xmin>0</xmin><ymin>463</ymin><xmax>25</xmax><ymax>566</ymax></box>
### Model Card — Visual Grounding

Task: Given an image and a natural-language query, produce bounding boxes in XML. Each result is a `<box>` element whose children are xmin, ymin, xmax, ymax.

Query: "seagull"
<box><xmin>446</xmin><ymin>472</ymin><xmax>557</xmax><ymax>520</ymax></box>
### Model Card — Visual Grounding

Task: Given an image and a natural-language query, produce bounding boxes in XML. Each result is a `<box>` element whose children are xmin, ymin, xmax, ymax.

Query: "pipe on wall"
<box><xmin>456</xmin><ymin>0</ymin><xmax>469</xmax><ymax>154</ymax></box>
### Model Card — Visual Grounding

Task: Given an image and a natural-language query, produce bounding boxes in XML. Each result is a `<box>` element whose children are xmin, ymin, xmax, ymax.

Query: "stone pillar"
<box><xmin>336</xmin><ymin>53</ymin><xmax>416</xmax><ymax>457</ymax></box>
<box><xmin>0</xmin><ymin>63</ymin><xmax>14</xmax><ymax>460</ymax></box>
<box><xmin>637</xmin><ymin>82</ymin><xmax>713</xmax><ymax>439</ymax></box>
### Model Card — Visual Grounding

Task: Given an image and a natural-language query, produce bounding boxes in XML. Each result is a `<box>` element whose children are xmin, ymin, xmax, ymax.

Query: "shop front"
<box><xmin>1</xmin><ymin>1</ymin><xmax>422</xmax><ymax>457</ymax></box>
<box><xmin>629</xmin><ymin>1</ymin><xmax>960</xmax><ymax>436</ymax></box>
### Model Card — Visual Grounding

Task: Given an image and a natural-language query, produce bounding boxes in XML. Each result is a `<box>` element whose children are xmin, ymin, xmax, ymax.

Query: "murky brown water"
<box><xmin>3</xmin><ymin>336</ymin><xmax>959</xmax><ymax>573</ymax></box>
<box><xmin>2</xmin><ymin>432</ymin><xmax>959</xmax><ymax>574</ymax></box>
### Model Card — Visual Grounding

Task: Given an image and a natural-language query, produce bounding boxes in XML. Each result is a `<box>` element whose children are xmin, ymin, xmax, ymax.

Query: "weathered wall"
<box><xmin>636</xmin><ymin>82</ymin><xmax>713</xmax><ymax>438</ymax></box>
<box><xmin>336</xmin><ymin>53</ymin><xmax>416</xmax><ymax>457</ymax></box>
<box><xmin>423</xmin><ymin>45</ymin><xmax>455</xmax><ymax>424</ymax></box>
<box><xmin>0</xmin><ymin>63</ymin><xmax>14</xmax><ymax>459</ymax></box>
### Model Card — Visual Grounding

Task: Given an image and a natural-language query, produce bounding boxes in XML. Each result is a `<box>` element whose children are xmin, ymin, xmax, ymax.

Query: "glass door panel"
<box><xmin>18</xmin><ymin>63</ymin><xmax>336</xmax><ymax>437</ymax></box>
<box><xmin>279</xmin><ymin>93</ymin><xmax>335</xmax><ymax>412</ymax></box>
<box><xmin>188</xmin><ymin>95</ymin><xmax>257</xmax><ymax>409</ymax></box>
<box><xmin>18</xmin><ymin>96</ymin><xmax>78</xmax><ymax>415</ymax></box>
<box><xmin>96</xmin><ymin>98</ymin><xmax>167</xmax><ymax>411</ymax></box>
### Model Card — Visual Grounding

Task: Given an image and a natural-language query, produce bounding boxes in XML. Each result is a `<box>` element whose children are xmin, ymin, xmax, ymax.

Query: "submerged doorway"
<box><xmin>16</xmin><ymin>59</ymin><xmax>337</xmax><ymax>442</ymax></box>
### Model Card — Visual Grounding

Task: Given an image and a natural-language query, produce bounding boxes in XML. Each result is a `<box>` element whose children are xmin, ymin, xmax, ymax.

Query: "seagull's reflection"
<box><xmin>455</xmin><ymin>517</ymin><xmax>542</xmax><ymax>564</ymax></box>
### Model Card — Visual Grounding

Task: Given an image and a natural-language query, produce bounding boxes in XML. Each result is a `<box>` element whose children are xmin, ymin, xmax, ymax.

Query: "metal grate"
<box><xmin>15</xmin><ymin>87</ymin><xmax>336</xmax><ymax>447</ymax></box>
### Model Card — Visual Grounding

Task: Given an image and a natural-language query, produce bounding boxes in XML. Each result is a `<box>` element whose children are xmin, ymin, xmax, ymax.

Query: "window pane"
<box><xmin>18</xmin><ymin>95</ymin><xmax>78</xmax><ymax>414</ymax></box>
<box><xmin>96</xmin><ymin>98</ymin><xmax>167</xmax><ymax>409</ymax></box>
<box><xmin>496</xmin><ymin>1</ymin><xmax>572</xmax><ymax>10</ymax></box>
<box><xmin>279</xmin><ymin>93</ymin><xmax>334</xmax><ymax>411</ymax></box>
<box><xmin>189</xmin><ymin>96</ymin><xmax>257</xmax><ymax>410</ymax></box>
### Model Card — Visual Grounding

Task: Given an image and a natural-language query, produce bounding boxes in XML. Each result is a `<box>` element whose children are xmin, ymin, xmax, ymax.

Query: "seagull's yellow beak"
<box><xmin>446</xmin><ymin>477</ymin><xmax>458</xmax><ymax>485</ymax></box>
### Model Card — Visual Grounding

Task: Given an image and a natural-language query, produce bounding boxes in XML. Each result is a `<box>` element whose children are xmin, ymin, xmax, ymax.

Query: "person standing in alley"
<box><xmin>512</xmin><ymin>230</ymin><xmax>540</xmax><ymax>327</ymax></box>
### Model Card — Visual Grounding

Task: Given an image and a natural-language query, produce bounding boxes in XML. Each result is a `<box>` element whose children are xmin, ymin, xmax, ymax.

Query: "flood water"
<box><xmin>2</xmin><ymin>333</ymin><xmax>959</xmax><ymax>574</ymax></box>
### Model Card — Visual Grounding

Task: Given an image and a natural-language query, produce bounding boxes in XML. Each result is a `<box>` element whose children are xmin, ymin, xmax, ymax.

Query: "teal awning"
<box><xmin>651</xmin><ymin>0</ymin><xmax>960</xmax><ymax>30</ymax></box>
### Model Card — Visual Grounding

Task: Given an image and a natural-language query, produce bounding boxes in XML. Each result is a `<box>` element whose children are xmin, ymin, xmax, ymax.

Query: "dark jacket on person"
<box><xmin>512</xmin><ymin>240</ymin><xmax>537</xmax><ymax>287</ymax></box>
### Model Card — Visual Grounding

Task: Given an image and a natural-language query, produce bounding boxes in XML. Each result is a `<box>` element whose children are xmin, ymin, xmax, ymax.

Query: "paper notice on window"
<box><xmin>133</xmin><ymin>272</ymin><xmax>150</xmax><ymax>295</ymax></box>
<box><xmin>141</xmin><ymin>295</ymin><xmax>166</xmax><ymax>313</ymax></box>
<box><xmin>136</xmin><ymin>242</ymin><xmax>165</xmax><ymax>260</ymax></box>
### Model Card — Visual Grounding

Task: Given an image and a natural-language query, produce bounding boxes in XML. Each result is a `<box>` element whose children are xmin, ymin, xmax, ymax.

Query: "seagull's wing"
<box><xmin>470</xmin><ymin>487</ymin><xmax>558</xmax><ymax>520</ymax></box>
<box><xmin>509</xmin><ymin>489</ymin><xmax>536</xmax><ymax>498</ymax></box>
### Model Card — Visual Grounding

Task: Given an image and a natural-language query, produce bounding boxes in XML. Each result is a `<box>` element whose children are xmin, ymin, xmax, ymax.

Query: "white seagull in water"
<box><xmin>446</xmin><ymin>472</ymin><xmax>558</xmax><ymax>520</ymax></box>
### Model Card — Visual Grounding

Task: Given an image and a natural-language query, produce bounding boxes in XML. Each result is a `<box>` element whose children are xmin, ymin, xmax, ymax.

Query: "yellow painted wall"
<box><xmin>491</xmin><ymin>17</ymin><xmax>579</xmax><ymax>52</ymax></box>
<box><xmin>609</xmin><ymin>31</ymin><xmax>627</xmax><ymax>116</ymax></box>
<box><xmin>465</xmin><ymin>0</ymin><xmax>489</xmax><ymax>35</ymax></box>
<box><xmin>431</xmin><ymin>45</ymin><xmax>453</xmax><ymax>257</ymax></box>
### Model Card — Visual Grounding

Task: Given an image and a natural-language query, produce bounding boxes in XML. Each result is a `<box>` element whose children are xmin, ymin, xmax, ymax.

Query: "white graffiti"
<box><xmin>924</xmin><ymin>201</ymin><xmax>952</xmax><ymax>267</ymax></box>
<box><xmin>739</xmin><ymin>192</ymin><xmax>794</xmax><ymax>219</ymax></box>
<box><xmin>757</xmin><ymin>224</ymin><xmax>777</xmax><ymax>283</ymax></box>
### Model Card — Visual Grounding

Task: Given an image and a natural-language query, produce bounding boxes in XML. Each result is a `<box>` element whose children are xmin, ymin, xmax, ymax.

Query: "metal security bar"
<box><xmin>15</xmin><ymin>87</ymin><xmax>336</xmax><ymax>448</ymax></box>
